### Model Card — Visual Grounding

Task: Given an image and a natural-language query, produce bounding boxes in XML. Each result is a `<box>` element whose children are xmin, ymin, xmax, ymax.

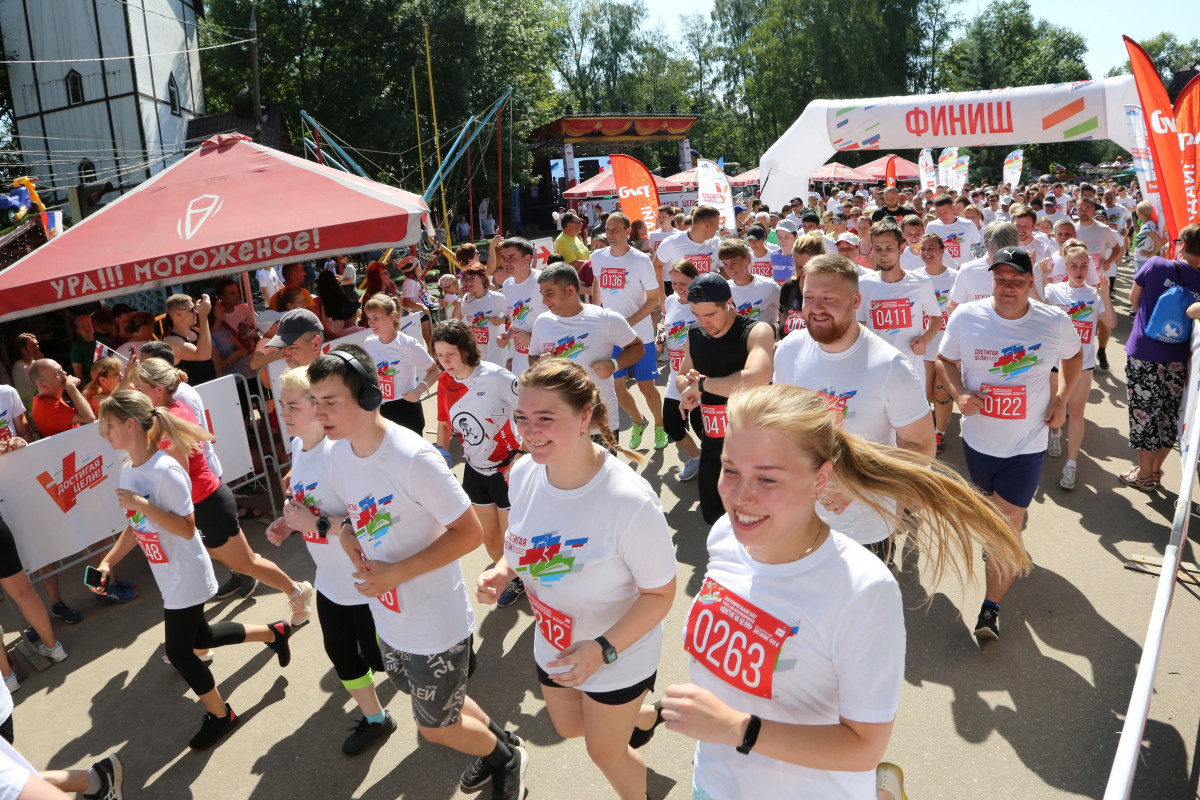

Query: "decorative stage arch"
<box><xmin>759</xmin><ymin>76</ymin><xmax>1140</xmax><ymax>209</ymax></box>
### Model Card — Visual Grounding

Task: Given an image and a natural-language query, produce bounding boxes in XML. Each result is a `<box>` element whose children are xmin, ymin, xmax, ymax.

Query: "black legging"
<box><xmin>164</xmin><ymin>604</ymin><xmax>249</xmax><ymax>696</ymax></box>
<box><xmin>699</xmin><ymin>437</ymin><xmax>726</xmax><ymax>525</ymax></box>
<box><xmin>379</xmin><ymin>398</ymin><xmax>424</xmax><ymax>435</ymax></box>
<box><xmin>662</xmin><ymin>398</ymin><xmax>702</xmax><ymax>444</ymax></box>
<box><xmin>317</xmin><ymin>591</ymin><xmax>384</xmax><ymax>683</ymax></box>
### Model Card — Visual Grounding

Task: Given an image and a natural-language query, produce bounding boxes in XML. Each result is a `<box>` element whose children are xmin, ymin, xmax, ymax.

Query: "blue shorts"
<box><xmin>613</xmin><ymin>343</ymin><xmax>659</xmax><ymax>382</ymax></box>
<box><xmin>962</xmin><ymin>441</ymin><xmax>1045</xmax><ymax>509</ymax></box>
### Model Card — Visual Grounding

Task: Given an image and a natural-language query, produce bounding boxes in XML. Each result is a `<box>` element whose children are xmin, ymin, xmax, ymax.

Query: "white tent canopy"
<box><xmin>759</xmin><ymin>76</ymin><xmax>1139</xmax><ymax>209</ymax></box>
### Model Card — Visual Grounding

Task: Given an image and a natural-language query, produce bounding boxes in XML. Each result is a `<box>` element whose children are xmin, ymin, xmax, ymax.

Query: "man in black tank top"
<box><xmin>675</xmin><ymin>274</ymin><xmax>775</xmax><ymax>523</ymax></box>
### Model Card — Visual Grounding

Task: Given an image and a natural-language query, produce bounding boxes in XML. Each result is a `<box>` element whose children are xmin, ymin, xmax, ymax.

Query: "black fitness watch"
<box><xmin>697</xmin><ymin>377</ymin><xmax>707</xmax><ymax>395</ymax></box>
<box><xmin>736</xmin><ymin>714</ymin><xmax>762</xmax><ymax>755</ymax></box>
<box><xmin>595</xmin><ymin>635</ymin><xmax>618</xmax><ymax>664</ymax></box>
<box><xmin>316</xmin><ymin>516</ymin><xmax>331</xmax><ymax>537</ymax></box>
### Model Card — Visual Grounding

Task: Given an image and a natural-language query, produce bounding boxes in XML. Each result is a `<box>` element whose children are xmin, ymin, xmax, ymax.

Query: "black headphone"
<box><xmin>327</xmin><ymin>349</ymin><xmax>383</xmax><ymax>411</ymax></box>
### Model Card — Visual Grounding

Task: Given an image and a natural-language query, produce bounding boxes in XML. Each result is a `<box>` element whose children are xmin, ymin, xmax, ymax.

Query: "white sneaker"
<box><xmin>161</xmin><ymin>650</ymin><xmax>214</xmax><ymax>664</ymax></box>
<box><xmin>3</xmin><ymin>673</ymin><xmax>19</xmax><ymax>693</ymax></box>
<box><xmin>1060</xmin><ymin>465</ymin><xmax>1077</xmax><ymax>490</ymax></box>
<box><xmin>680</xmin><ymin>457</ymin><xmax>701</xmax><ymax>481</ymax></box>
<box><xmin>289</xmin><ymin>580</ymin><xmax>314</xmax><ymax>627</ymax></box>
<box><xmin>37</xmin><ymin>642</ymin><xmax>68</xmax><ymax>663</ymax></box>
<box><xmin>1047</xmin><ymin>432</ymin><xmax>1062</xmax><ymax>458</ymax></box>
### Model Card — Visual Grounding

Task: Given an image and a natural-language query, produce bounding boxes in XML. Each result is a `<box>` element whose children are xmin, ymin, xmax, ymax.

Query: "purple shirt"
<box><xmin>1126</xmin><ymin>257</ymin><xmax>1200</xmax><ymax>363</ymax></box>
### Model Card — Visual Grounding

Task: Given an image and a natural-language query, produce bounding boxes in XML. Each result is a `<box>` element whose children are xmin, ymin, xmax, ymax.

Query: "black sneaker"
<box><xmin>460</xmin><ymin>734</ymin><xmax>523</xmax><ymax>791</ymax></box>
<box><xmin>189</xmin><ymin>704</ymin><xmax>237</xmax><ymax>750</ymax></box>
<box><xmin>51</xmin><ymin>602</ymin><xmax>83</xmax><ymax>624</ymax></box>
<box><xmin>22</xmin><ymin>626</ymin><xmax>39</xmax><ymax>644</ymax></box>
<box><xmin>974</xmin><ymin>605</ymin><xmax>999</xmax><ymax>641</ymax></box>
<box><xmin>629</xmin><ymin>701</ymin><xmax>664</xmax><ymax>749</ymax></box>
<box><xmin>266</xmin><ymin>620</ymin><xmax>292</xmax><ymax>667</ymax></box>
<box><xmin>496</xmin><ymin>578</ymin><xmax>525</xmax><ymax>608</ymax></box>
<box><xmin>214</xmin><ymin>572</ymin><xmax>258</xmax><ymax>600</ymax></box>
<box><xmin>1096</xmin><ymin>348</ymin><xmax>1110</xmax><ymax>372</ymax></box>
<box><xmin>82</xmin><ymin>753</ymin><xmax>123</xmax><ymax>800</ymax></box>
<box><xmin>342</xmin><ymin>711</ymin><xmax>398</xmax><ymax>756</ymax></box>
<box><xmin>491</xmin><ymin>744</ymin><xmax>528</xmax><ymax>800</ymax></box>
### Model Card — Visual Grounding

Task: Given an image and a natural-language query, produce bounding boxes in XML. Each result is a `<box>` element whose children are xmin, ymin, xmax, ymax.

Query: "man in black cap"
<box><xmin>265</xmin><ymin>308</ymin><xmax>325</xmax><ymax>370</ymax></box>
<box><xmin>674</xmin><ymin>273</ymin><xmax>774</xmax><ymax>523</ymax></box>
<box><xmin>938</xmin><ymin>246</ymin><xmax>1082</xmax><ymax>642</ymax></box>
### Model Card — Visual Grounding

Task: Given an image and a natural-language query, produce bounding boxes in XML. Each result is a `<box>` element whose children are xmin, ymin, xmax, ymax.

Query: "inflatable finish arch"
<box><xmin>759</xmin><ymin>76</ymin><xmax>1139</xmax><ymax>208</ymax></box>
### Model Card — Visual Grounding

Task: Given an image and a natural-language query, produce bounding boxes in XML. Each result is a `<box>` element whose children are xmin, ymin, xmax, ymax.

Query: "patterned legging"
<box><xmin>1125</xmin><ymin>356</ymin><xmax>1188</xmax><ymax>451</ymax></box>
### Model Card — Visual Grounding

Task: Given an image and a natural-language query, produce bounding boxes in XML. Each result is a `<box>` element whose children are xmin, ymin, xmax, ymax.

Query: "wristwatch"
<box><xmin>736</xmin><ymin>714</ymin><xmax>762</xmax><ymax>755</ymax></box>
<box><xmin>316</xmin><ymin>516</ymin><xmax>331</xmax><ymax>537</ymax></box>
<box><xmin>595</xmin><ymin>635</ymin><xmax>618</xmax><ymax>664</ymax></box>
<box><xmin>697</xmin><ymin>376</ymin><xmax>707</xmax><ymax>394</ymax></box>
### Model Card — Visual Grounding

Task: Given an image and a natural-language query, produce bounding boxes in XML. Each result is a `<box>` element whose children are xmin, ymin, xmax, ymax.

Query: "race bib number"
<box><xmin>869</xmin><ymin>298</ymin><xmax>913</xmax><ymax>330</ymax></box>
<box><xmin>946</xmin><ymin>240</ymin><xmax>961</xmax><ymax>258</ymax></box>
<box><xmin>701</xmin><ymin>404</ymin><xmax>727</xmax><ymax>438</ymax></box>
<box><xmin>784</xmin><ymin>310</ymin><xmax>806</xmax><ymax>333</ymax></box>
<box><xmin>1089</xmin><ymin>254</ymin><xmax>1102</xmax><ymax>273</ymax></box>
<box><xmin>472</xmin><ymin>326</ymin><xmax>490</xmax><ymax>345</ymax></box>
<box><xmin>378</xmin><ymin>589</ymin><xmax>401</xmax><ymax>614</ymax></box>
<box><xmin>0</xmin><ymin>423</ymin><xmax>10</xmax><ymax>443</ymax></box>
<box><xmin>598</xmin><ymin>269</ymin><xmax>626</xmax><ymax>290</ymax></box>
<box><xmin>1050</xmin><ymin>274</ymin><xmax>1069</xmax><ymax>284</ymax></box>
<box><xmin>1073</xmin><ymin>320</ymin><xmax>1094</xmax><ymax>344</ymax></box>
<box><xmin>378</xmin><ymin>372</ymin><xmax>395</xmax><ymax>402</ymax></box>
<box><xmin>684</xmin><ymin>578</ymin><xmax>791</xmax><ymax>699</ymax></box>
<box><xmin>134</xmin><ymin>529</ymin><xmax>169</xmax><ymax>564</ymax></box>
<box><xmin>691</xmin><ymin>254</ymin><xmax>712</xmax><ymax>274</ymax></box>
<box><xmin>301</xmin><ymin>528</ymin><xmax>326</xmax><ymax>545</ymax></box>
<box><xmin>668</xmin><ymin>348</ymin><xmax>684</xmax><ymax>374</ymax></box>
<box><xmin>750</xmin><ymin>260</ymin><xmax>772</xmax><ymax>278</ymax></box>
<box><xmin>980</xmin><ymin>383</ymin><xmax>1026</xmax><ymax>419</ymax></box>
<box><xmin>527</xmin><ymin>590</ymin><xmax>573</xmax><ymax>649</ymax></box>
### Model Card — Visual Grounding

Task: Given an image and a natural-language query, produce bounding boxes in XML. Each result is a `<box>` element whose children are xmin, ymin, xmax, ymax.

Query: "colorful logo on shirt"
<box><xmin>815</xmin><ymin>388</ymin><xmax>857</xmax><ymax>423</ymax></box>
<box><xmin>469</xmin><ymin>311</ymin><xmax>491</xmax><ymax>328</ymax></box>
<box><xmin>666</xmin><ymin>320</ymin><xmax>690</xmax><ymax>346</ymax></box>
<box><xmin>734</xmin><ymin>300</ymin><xmax>763</xmax><ymax>319</ymax></box>
<box><xmin>935</xmin><ymin>289</ymin><xmax>949</xmax><ymax>309</ymax></box>
<box><xmin>512</xmin><ymin>299</ymin><xmax>533</xmax><ymax>325</ymax></box>
<box><xmin>352</xmin><ymin>494</ymin><xmax>395</xmax><ymax>547</ymax></box>
<box><xmin>1066</xmin><ymin>301</ymin><xmax>1094</xmax><ymax>321</ymax></box>
<box><xmin>37</xmin><ymin>451</ymin><xmax>108</xmax><ymax>513</ymax></box>
<box><xmin>124</xmin><ymin>507</ymin><xmax>150</xmax><ymax>532</ymax></box>
<box><xmin>376</xmin><ymin>360</ymin><xmax>399</xmax><ymax>380</ymax></box>
<box><xmin>514</xmin><ymin>532</ymin><xmax>588</xmax><ymax>584</ymax></box>
<box><xmin>0</xmin><ymin>411</ymin><xmax>10</xmax><ymax>442</ymax></box>
<box><xmin>987</xmin><ymin>343</ymin><xmax>1042</xmax><ymax>379</ymax></box>
<box><xmin>292</xmin><ymin>481</ymin><xmax>320</xmax><ymax>516</ymax></box>
<box><xmin>545</xmin><ymin>333</ymin><xmax>589</xmax><ymax>360</ymax></box>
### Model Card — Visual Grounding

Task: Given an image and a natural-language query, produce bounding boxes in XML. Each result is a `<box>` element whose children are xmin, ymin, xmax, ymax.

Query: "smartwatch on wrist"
<box><xmin>697</xmin><ymin>376</ymin><xmax>707</xmax><ymax>395</ymax></box>
<box><xmin>316</xmin><ymin>516</ymin><xmax>331</xmax><ymax>537</ymax></box>
<box><xmin>736</xmin><ymin>714</ymin><xmax>762</xmax><ymax>755</ymax></box>
<box><xmin>594</xmin><ymin>635</ymin><xmax>618</xmax><ymax>664</ymax></box>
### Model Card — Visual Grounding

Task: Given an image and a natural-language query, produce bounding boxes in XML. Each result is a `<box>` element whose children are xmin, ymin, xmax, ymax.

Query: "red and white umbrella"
<box><xmin>809</xmin><ymin>162</ymin><xmax>874</xmax><ymax>183</ymax></box>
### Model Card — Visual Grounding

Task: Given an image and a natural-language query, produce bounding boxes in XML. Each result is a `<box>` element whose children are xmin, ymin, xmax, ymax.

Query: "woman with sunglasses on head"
<box><xmin>361</xmin><ymin>293</ymin><xmax>439</xmax><ymax>437</ymax></box>
<box><xmin>661</xmin><ymin>384</ymin><xmax>1028</xmax><ymax>800</ymax></box>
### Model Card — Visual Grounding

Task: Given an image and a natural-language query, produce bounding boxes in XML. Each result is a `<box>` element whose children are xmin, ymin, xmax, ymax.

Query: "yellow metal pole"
<box><xmin>411</xmin><ymin>67</ymin><xmax>427</xmax><ymax>192</ymax></box>
<box><xmin>424</xmin><ymin>23</ymin><xmax>451</xmax><ymax>242</ymax></box>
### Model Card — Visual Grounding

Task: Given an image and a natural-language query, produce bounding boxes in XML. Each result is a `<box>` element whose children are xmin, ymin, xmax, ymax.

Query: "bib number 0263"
<box><xmin>683</xmin><ymin>578</ymin><xmax>792</xmax><ymax>699</ymax></box>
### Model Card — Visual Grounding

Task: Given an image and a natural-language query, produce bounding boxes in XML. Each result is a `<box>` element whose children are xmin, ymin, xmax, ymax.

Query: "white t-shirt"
<box><xmin>948</xmin><ymin>255</ymin><xmax>994</xmax><ymax>305</ymax></box>
<box><xmin>321</xmin><ymin>423</ymin><xmax>474</xmax><ymax>655</ymax></box>
<box><xmin>1044</xmin><ymin>283</ymin><xmax>1107</xmax><ymax>369</ymax></box>
<box><xmin>1103</xmin><ymin>203</ymin><xmax>1132</xmax><ymax>233</ymax></box>
<box><xmin>502</xmin><ymin>269</ymin><xmax>548</xmax><ymax>374</ymax></box>
<box><xmin>856</xmin><ymin>271</ymin><xmax>941</xmax><ymax>372</ymax></box>
<box><xmin>0</xmin><ymin>737</ymin><xmax>34</xmax><ymax>799</ymax></box>
<box><xmin>505</xmin><ymin>454</ymin><xmax>676</xmax><ymax>692</ymax></box>
<box><xmin>1041</xmin><ymin>252</ymin><xmax>1100</xmax><ymax>291</ymax></box>
<box><xmin>120</xmin><ymin>451</ymin><xmax>218</xmax><ymax>609</ymax></box>
<box><xmin>925</xmin><ymin>217</ymin><xmax>981</xmax><ymax>266</ymax></box>
<box><xmin>592</xmin><ymin>246</ymin><xmax>660</xmax><ymax>342</ymax></box>
<box><xmin>899</xmin><ymin>247</ymin><xmax>924</xmax><ymax>272</ymax></box>
<box><xmin>663</xmin><ymin>295</ymin><xmax>697</xmax><ymax>402</ymax></box>
<box><xmin>689</xmin><ymin>520</ymin><xmax>903</xmax><ymax>800</ymax></box>
<box><xmin>728</xmin><ymin>275</ymin><xmax>780</xmax><ymax>326</ymax></box>
<box><xmin>256</xmin><ymin>267</ymin><xmax>284</xmax><ymax>306</ymax></box>
<box><xmin>174</xmin><ymin>380</ymin><xmax>223</xmax><ymax>478</ymax></box>
<box><xmin>1074</xmin><ymin>221</ymin><xmax>1123</xmax><ymax>278</ymax></box>
<box><xmin>911</xmin><ymin>265</ymin><xmax>957</xmax><ymax>362</ymax></box>
<box><xmin>1037</xmin><ymin>209</ymin><xmax>1068</xmax><ymax>226</ymax></box>
<box><xmin>939</xmin><ymin>300</ymin><xmax>1081</xmax><ymax>458</ymax></box>
<box><xmin>460</xmin><ymin>290</ymin><xmax>510</xmax><ymax>367</ymax></box>
<box><xmin>289</xmin><ymin>436</ymin><xmax>363</xmax><ymax>607</ymax></box>
<box><xmin>748</xmin><ymin>243</ymin><xmax>781</xmax><ymax>279</ymax></box>
<box><xmin>654</xmin><ymin>230</ymin><xmax>721</xmax><ymax>275</ymax></box>
<box><xmin>529</xmin><ymin>306</ymin><xmax>638</xmax><ymax>431</ymax></box>
<box><xmin>445</xmin><ymin>361</ymin><xmax>522</xmax><ymax>475</ymax></box>
<box><xmin>0</xmin><ymin>385</ymin><xmax>25</xmax><ymax>444</ymax></box>
<box><xmin>1117</xmin><ymin>194</ymin><xmax>1137</xmax><ymax>210</ymax></box>
<box><xmin>362</xmin><ymin>332</ymin><xmax>434</xmax><ymax>404</ymax></box>
<box><xmin>773</xmin><ymin>327</ymin><xmax>928</xmax><ymax>544</ymax></box>
<box><xmin>1022</xmin><ymin>232</ymin><xmax>1056</xmax><ymax>266</ymax></box>
<box><xmin>1134</xmin><ymin>219</ymin><xmax>1160</xmax><ymax>261</ymax></box>
<box><xmin>0</xmin><ymin>675</ymin><xmax>10</xmax><ymax>730</ymax></box>
<box><xmin>649</xmin><ymin>230</ymin><xmax>674</xmax><ymax>280</ymax></box>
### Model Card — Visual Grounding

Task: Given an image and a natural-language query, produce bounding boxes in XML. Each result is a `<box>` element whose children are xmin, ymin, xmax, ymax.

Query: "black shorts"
<box><xmin>380</xmin><ymin>398</ymin><xmax>425</xmax><ymax>436</ymax></box>
<box><xmin>193</xmin><ymin>482</ymin><xmax>240</xmax><ymax>550</ymax></box>
<box><xmin>462</xmin><ymin>464</ymin><xmax>511</xmax><ymax>509</ymax></box>
<box><xmin>536</xmin><ymin>665</ymin><xmax>656</xmax><ymax>706</ymax></box>
<box><xmin>0</xmin><ymin>515</ymin><xmax>24</xmax><ymax>579</ymax></box>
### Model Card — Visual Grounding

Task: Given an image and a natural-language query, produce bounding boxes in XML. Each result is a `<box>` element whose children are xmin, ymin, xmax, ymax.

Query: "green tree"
<box><xmin>1105</xmin><ymin>32</ymin><xmax>1200</xmax><ymax>84</ymax></box>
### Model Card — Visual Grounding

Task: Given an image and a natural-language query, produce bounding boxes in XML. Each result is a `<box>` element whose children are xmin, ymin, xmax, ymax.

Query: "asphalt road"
<box><xmin>6</xmin><ymin>259</ymin><xmax>1200</xmax><ymax>799</ymax></box>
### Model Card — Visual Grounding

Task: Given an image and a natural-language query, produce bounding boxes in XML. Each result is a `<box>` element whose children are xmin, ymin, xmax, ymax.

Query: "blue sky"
<box><xmin>642</xmin><ymin>0</ymin><xmax>1198</xmax><ymax>81</ymax></box>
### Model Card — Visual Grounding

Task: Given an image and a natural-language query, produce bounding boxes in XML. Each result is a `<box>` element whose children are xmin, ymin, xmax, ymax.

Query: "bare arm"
<box><xmin>353</xmin><ymin>506</ymin><xmax>483</xmax><ymax>597</ymax></box>
<box><xmin>700</xmin><ymin>323</ymin><xmax>774</xmax><ymax>397</ymax></box>
<box><xmin>894</xmin><ymin>414</ymin><xmax>936</xmax><ymax>459</ymax></box>
<box><xmin>628</xmin><ymin>286</ymin><xmax>661</xmax><ymax>329</ymax></box>
<box><xmin>591</xmin><ymin>338</ymin><xmax>645</xmax><ymax>380</ymax></box>
<box><xmin>64</xmin><ymin>378</ymin><xmax>96</xmax><ymax>425</ymax></box>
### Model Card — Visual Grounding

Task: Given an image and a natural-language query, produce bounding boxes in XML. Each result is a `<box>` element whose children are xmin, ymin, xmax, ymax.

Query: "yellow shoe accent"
<box><xmin>876</xmin><ymin>762</ymin><xmax>908</xmax><ymax>800</ymax></box>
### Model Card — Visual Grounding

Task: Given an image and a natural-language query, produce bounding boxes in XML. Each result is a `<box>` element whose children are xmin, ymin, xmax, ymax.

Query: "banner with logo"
<box><xmin>918</xmin><ymin>149</ymin><xmax>937</xmax><ymax>192</ymax></box>
<box><xmin>1173</xmin><ymin>73</ymin><xmax>1200</xmax><ymax>225</ymax></box>
<box><xmin>0</xmin><ymin>376</ymin><xmax>253</xmax><ymax>571</ymax></box>
<box><xmin>884</xmin><ymin>155</ymin><xmax>897</xmax><ymax>188</ymax></box>
<box><xmin>696</xmin><ymin>159</ymin><xmax>737</xmax><ymax>231</ymax></box>
<box><xmin>1002</xmin><ymin>150</ymin><xmax>1024</xmax><ymax>187</ymax></box>
<box><xmin>563</xmin><ymin>143</ymin><xmax>578</xmax><ymax>188</ymax></box>
<box><xmin>953</xmin><ymin>155</ymin><xmax>970</xmax><ymax>193</ymax></box>
<box><xmin>609</xmin><ymin>154</ymin><xmax>661</xmax><ymax>231</ymax></box>
<box><xmin>1125</xmin><ymin>105</ymin><xmax>1166</xmax><ymax>227</ymax></box>
<box><xmin>1125</xmin><ymin>36</ymin><xmax>1188</xmax><ymax>241</ymax></box>
<box><xmin>937</xmin><ymin>147</ymin><xmax>958</xmax><ymax>188</ymax></box>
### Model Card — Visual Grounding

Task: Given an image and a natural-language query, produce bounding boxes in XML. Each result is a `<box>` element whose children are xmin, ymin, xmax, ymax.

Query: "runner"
<box><xmin>857</xmin><ymin>221</ymin><xmax>941</xmax><ymax>377</ymax></box>
<box><xmin>477</xmin><ymin>358</ymin><xmax>676</xmax><ymax>800</ymax></box>
<box><xmin>912</xmin><ymin>232</ymin><xmax>958</xmax><ymax>452</ymax></box>
<box><xmin>649</xmin><ymin>205</ymin><xmax>678</xmax><ymax>293</ymax></box>
<box><xmin>455</xmin><ymin>265</ymin><xmax>510</xmax><ymax>367</ymax></box>
<box><xmin>675</xmin><ymin>274</ymin><xmax>774</xmax><ymax>524</ymax></box>
<box><xmin>1009</xmin><ymin>204</ymin><xmax>1056</xmax><ymax>266</ymax></box>
<box><xmin>947</xmin><ymin>222</ymin><xmax>1019</xmax><ymax>311</ymax></box>
<box><xmin>660</xmin><ymin>383</ymin><xmax>1028</xmax><ymax>800</ymax></box>
<box><xmin>745</xmin><ymin>225</ymin><xmax>779</xmax><ymax>280</ymax></box>
<box><xmin>779</xmin><ymin>234</ymin><xmax>827</xmax><ymax>336</ymax></box>
<box><xmin>925</xmin><ymin>193</ymin><xmax>981</xmax><ymax>268</ymax></box>
<box><xmin>869</xmin><ymin>185</ymin><xmax>916</xmax><ymax>224</ymax></box>
<box><xmin>939</xmin><ymin>246</ymin><xmax>1082</xmax><ymax>640</ymax></box>
<box><xmin>1132</xmin><ymin>201</ymin><xmax>1164</xmax><ymax>271</ymax></box>
<box><xmin>431</xmin><ymin>320</ymin><xmax>524</xmax><ymax>608</ymax></box>
<box><xmin>661</xmin><ymin>260</ymin><xmax>703</xmax><ymax>481</ymax></box>
<box><xmin>497</xmin><ymin>237</ymin><xmax>549</xmax><ymax>376</ymax></box>
<box><xmin>1037</xmin><ymin>241</ymin><xmax>1118</xmax><ymax>490</ymax></box>
<box><xmin>719</xmin><ymin>238</ymin><xmax>780</xmax><ymax>332</ymax></box>
<box><xmin>592</xmin><ymin>212</ymin><xmax>667</xmax><ymax>451</ymax></box>
<box><xmin>654</xmin><ymin>205</ymin><xmax>722</xmax><ymax>276</ymax></box>
<box><xmin>306</xmin><ymin>345</ymin><xmax>526</xmax><ymax>800</ymax></box>
<box><xmin>899</xmin><ymin>215</ymin><xmax>926</xmax><ymax>271</ymax></box>
<box><xmin>129</xmin><ymin>358</ymin><xmax>314</xmax><ymax>627</ymax></box>
<box><xmin>774</xmin><ymin>253</ymin><xmax>935</xmax><ymax>562</ymax></box>
<box><xmin>361</xmin><ymin>293</ymin><xmax>439</xmax><ymax>436</ymax></box>
<box><xmin>1072</xmin><ymin>197</ymin><xmax>1123</xmax><ymax>371</ymax></box>
<box><xmin>91</xmin><ymin>390</ymin><xmax>293</xmax><ymax>750</ymax></box>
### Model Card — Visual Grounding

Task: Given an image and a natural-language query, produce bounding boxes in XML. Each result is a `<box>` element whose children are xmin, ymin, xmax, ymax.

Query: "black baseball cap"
<box><xmin>687</xmin><ymin>273</ymin><xmax>733</xmax><ymax>304</ymax></box>
<box><xmin>799</xmin><ymin>209</ymin><xmax>821</xmax><ymax>225</ymax></box>
<box><xmin>266</xmin><ymin>308</ymin><xmax>322</xmax><ymax>347</ymax></box>
<box><xmin>745</xmin><ymin>224</ymin><xmax>766</xmax><ymax>241</ymax></box>
<box><xmin>989</xmin><ymin>246</ymin><xmax>1034</xmax><ymax>274</ymax></box>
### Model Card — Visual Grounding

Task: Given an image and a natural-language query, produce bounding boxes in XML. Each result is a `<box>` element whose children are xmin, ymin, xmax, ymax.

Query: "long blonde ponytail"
<box><xmin>99</xmin><ymin>390</ymin><xmax>213</xmax><ymax>456</ymax></box>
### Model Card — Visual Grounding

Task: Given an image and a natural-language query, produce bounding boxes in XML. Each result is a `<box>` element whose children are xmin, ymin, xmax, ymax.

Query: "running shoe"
<box><xmin>342</xmin><ymin>711</ymin><xmax>398</xmax><ymax>756</ymax></box>
<box><xmin>629</xmin><ymin>419</ymin><xmax>649</xmax><ymax>449</ymax></box>
<box><xmin>3</xmin><ymin>673</ymin><xmax>18</xmax><ymax>694</ymax></box>
<box><xmin>83</xmin><ymin>753</ymin><xmax>123</xmax><ymax>800</ymax></box>
<box><xmin>1060</xmin><ymin>465</ymin><xmax>1077</xmax><ymax>490</ymax></box>
<box><xmin>875</xmin><ymin>761</ymin><xmax>908</xmax><ymax>800</ymax></box>
<box><xmin>679</xmin><ymin>457</ymin><xmax>701</xmax><ymax>481</ymax></box>
<box><xmin>51</xmin><ymin>602</ymin><xmax>82</xmax><ymax>624</ymax></box>
<box><xmin>491</xmin><ymin>744</ymin><xmax>528</xmax><ymax>800</ymax></box>
<box><xmin>102</xmin><ymin>583</ymin><xmax>138</xmax><ymax>604</ymax></box>
<box><xmin>461</xmin><ymin>734</ymin><xmax>524</xmax><ymax>791</ymax></box>
<box><xmin>112</xmin><ymin>578</ymin><xmax>136</xmax><ymax>592</ymax></box>
<box><xmin>37</xmin><ymin>642</ymin><xmax>68</xmax><ymax>663</ymax></box>
<box><xmin>21</xmin><ymin>626</ymin><xmax>39</xmax><ymax>644</ymax></box>
<box><xmin>496</xmin><ymin>578</ymin><xmax>525</xmax><ymax>608</ymax></box>
<box><xmin>161</xmin><ymin>650</ymin><xmax>213</xmax><ymax>665</ymax></box>
<box><xmin>629</xmin><ymin>700</ymin><xmax>664</xmax><ymax>749</ymax></box>
<box><xmin>266</xmin><ymin>620</ymin><xmax>293</xmax><ymax>667</ymax></box>
<box><xmin>1096</xmin><ymin>348</ymin><xmax>1110</xmax><ymax>372</ymax></box>
<box><xmin>973</xmin><ymin>605</ymin><xmax>999</xmax><ymax>641</ymax></box>
<box><xmin>215</xmin><ymin>572</ymin><xmax>257</xmax><ymax>600</ymax></box>
<box><xmin>653</xmin><ymin>426</ymin><xmax>668</xmax><ymax>450</ymax></box>
<box><xmin>289</xmin><ymin>580</ymin><xmax>314</xmax><ymax>627</ymax></box>
<box><xmin>189</xmin><ymin>704</ymin><xmax>237</xmax><ymax>750</ymax></box>
<box><xmin>1047</xmin><ymin>432</ymin><xmax>1062</xmax><ymax>458</ymax></box>
<box><xmin>935</xmin><ymin>431</ymin><xmax>945</xmax><ymax>455</ymax></box>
